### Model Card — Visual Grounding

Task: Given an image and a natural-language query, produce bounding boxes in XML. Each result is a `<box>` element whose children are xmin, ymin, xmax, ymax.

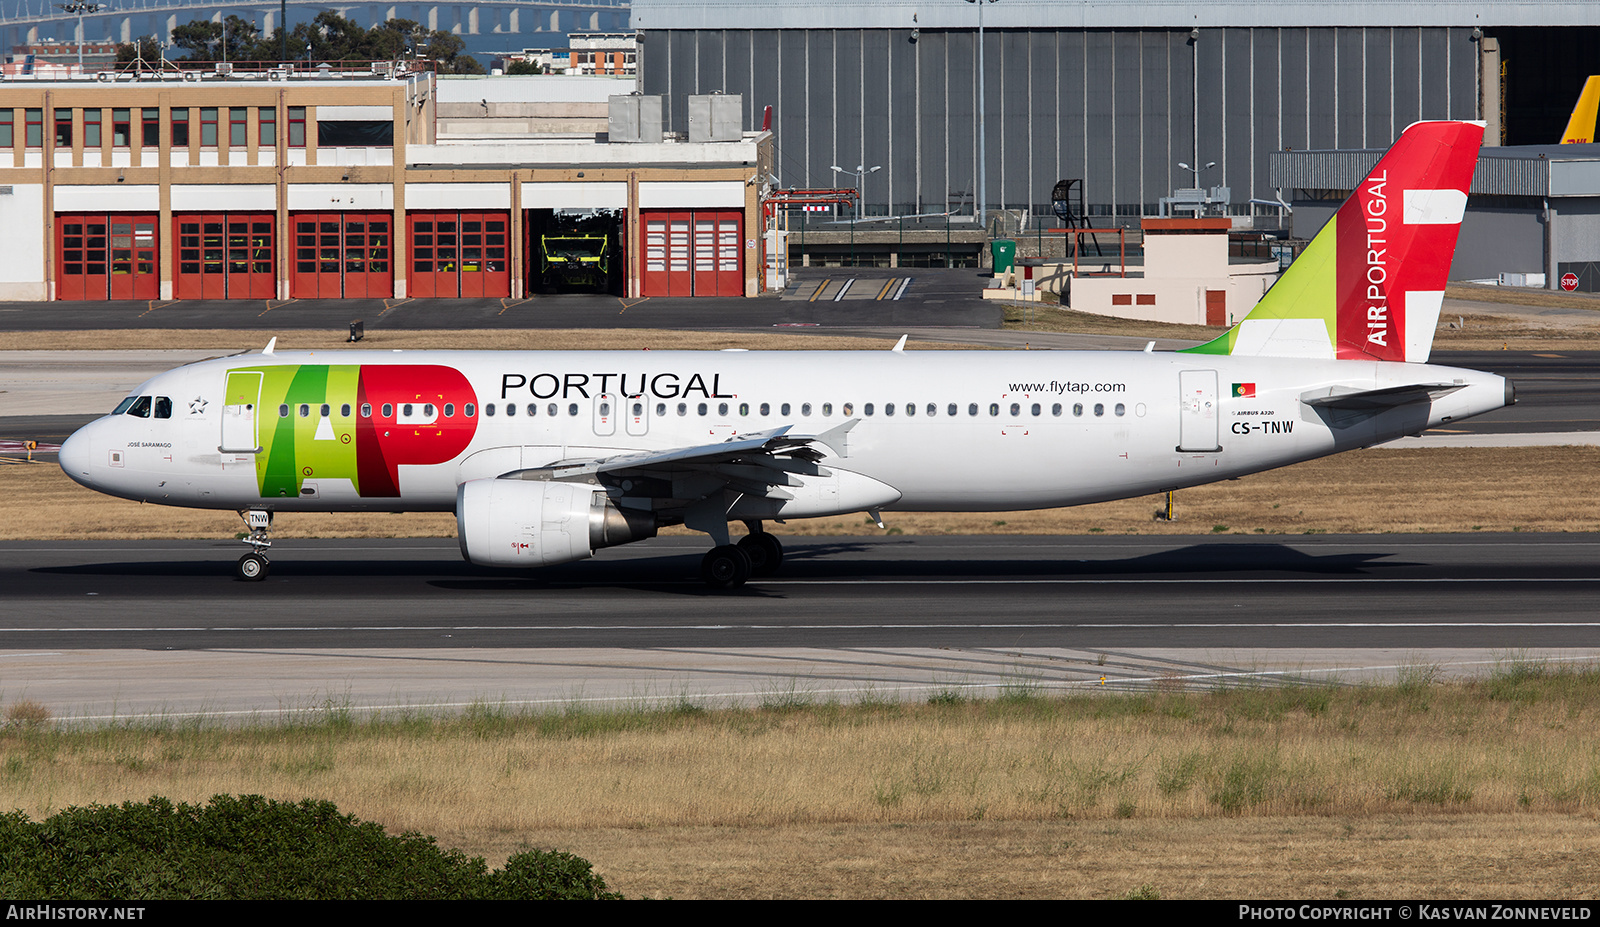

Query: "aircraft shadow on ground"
<box><xmin>29</xmin><ymin>542</ymin><xmax>1414</xmax><ymax>592</ymax></box>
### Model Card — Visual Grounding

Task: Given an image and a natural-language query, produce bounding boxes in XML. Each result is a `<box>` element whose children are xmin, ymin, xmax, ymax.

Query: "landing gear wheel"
<box><xmin>701</xmin><ymin>544</ymin><xmax>752</xmax><ymax>589</ymax></box>
<box><xmin>236</xmin><ymin>552</ymin><xmax>270</xmax><ymax>582</ymax></box>
<box><xmin>738</xmin><ymin>532</ymin><xmax>784</xmax><ymax>577</ymax></box>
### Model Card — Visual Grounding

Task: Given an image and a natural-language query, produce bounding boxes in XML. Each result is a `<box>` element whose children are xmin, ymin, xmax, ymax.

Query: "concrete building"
<box><xmin>0</xmin><ymin>67</ymin><xmax>771</xmax><ymax>301</ymax></box>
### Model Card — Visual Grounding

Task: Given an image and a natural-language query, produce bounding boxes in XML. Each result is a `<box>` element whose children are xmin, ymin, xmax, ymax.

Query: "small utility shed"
<box><xmin>1275</xmin><ymin>142</ymin><xmax>1600</xmax><ymax>291</ymax></box>
<box><xmin>1065</xmin><ymin>219</ymin><xmax>1279</xmax><ymax>327</ymax></box>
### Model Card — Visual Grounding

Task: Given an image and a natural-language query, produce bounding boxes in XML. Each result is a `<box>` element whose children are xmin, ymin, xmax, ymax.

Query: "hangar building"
<box><xmin>634</xmin><ymin>0</ymin><xmax>1600</xmax><ymax>228</ymax></box>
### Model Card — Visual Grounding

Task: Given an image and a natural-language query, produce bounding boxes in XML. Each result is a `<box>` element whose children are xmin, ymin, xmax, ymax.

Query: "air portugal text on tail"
<box><xmin>57</xmin><ymin>120</ymin><xmax>1513</xmax><ymax>588</ymax></box>
<box><xmin>1185</xmin><ymin>120</ymin><xmax>1483</xmax><ymax>364</ymax></box>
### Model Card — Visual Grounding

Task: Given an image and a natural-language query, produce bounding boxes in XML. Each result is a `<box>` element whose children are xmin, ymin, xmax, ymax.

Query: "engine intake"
<box><xmin>456</xmin><ymin>478</ymin><xmax>656</xmax><ymax>568</ymax></box>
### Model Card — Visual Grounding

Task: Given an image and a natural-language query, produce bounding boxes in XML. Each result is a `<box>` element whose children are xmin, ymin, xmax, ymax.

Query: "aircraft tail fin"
<box><xmin>1181</xmin><ymin>120</ymin><xmax>1483</xmax><ymax>364</ymax></box>
<box><xmin>1561</xmin><ymin>76</ymin><xmax>1600</xmax><ymax>144</ymax></box>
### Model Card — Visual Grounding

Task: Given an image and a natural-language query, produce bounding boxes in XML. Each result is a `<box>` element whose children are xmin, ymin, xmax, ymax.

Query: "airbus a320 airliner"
<box><xmin>60</xmin><ymin>120</ymin><xmax>1512</xmax><ymax>587</ymax></box>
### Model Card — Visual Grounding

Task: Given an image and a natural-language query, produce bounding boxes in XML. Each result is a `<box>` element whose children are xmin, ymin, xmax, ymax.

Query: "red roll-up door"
<box><xmin>712</xmin><ymin>210</ymin><xmax>742</xmax><ymax>296</ymax></box>
<box><xmin>56</xmin><ymin>213</ymin><xmax>157</xmax><ymax>301</ymax></box>
<box><xmin>640</xmin><ymin>209</ymin><xmax>740</xmax><ymax>297</ymax></box>
<box><xmin>290</xmin><ymin>212</ymin><xmax>392</xmax><ymax>299</ymax></box>
<box><xmin>175</xmin><ymin>215</ymin><xmax>225</xmax><ymax>299</ymax></box>
<box><xmin>106</xmin><ymin>216</ymin><xmax>158</xmax><ymax>300</ymax></box>
<box><xmin>407</xmin><ymin>211</ymin><xmax>511</xmax><ymax>299</ymax></box>
<box><xmin>459</xmin><ymin>212</ymin><xmax>509</xmax><ymax>297</ymax></box>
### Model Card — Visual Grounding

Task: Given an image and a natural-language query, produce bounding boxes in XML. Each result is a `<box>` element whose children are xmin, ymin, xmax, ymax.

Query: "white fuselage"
<box><xmin>58</xmin><ymin>349</ymin><xmax>1509</xmax><ymax>515</ymax></box>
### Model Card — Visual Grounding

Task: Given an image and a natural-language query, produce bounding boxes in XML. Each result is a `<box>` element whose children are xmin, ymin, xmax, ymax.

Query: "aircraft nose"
<box><xmin>58</xmin><ymin>425</ymin><xmax>94</xmax><ymax>486</ymax></box>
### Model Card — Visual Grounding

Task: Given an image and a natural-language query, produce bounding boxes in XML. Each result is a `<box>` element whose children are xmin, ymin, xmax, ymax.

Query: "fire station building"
<box><xmin>0</xmin><ymin>66</ymin><xmax>771</xmax><ymax>301</ymax></box>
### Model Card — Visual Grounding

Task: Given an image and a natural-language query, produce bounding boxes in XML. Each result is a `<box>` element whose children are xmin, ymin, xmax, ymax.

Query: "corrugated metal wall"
<box><xmin>642</xmin><ymin>26</ymin><xmax>1481</xmax><ymax>219</ymax></box>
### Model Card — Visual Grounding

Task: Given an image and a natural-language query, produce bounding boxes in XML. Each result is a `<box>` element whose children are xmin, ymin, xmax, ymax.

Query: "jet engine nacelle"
<box><xmin>456</xmin><ymin>478</ymin><xmax>656</xmax><ymax>568</ymax></box>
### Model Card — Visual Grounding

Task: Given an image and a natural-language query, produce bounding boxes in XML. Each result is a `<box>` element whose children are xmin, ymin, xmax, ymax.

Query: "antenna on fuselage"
<box><xmin>891</xmin><ymin>335</ymin><xmax>908</xmax><ymax>352</ymax></box>
<box><xmin>262</xmin><ymin>337</ymin><xmax>277</xmax><ymax>356</ymax></box>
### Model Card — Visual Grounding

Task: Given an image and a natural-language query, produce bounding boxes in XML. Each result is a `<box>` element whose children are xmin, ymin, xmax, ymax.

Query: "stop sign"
<box><xmin>1561</xmin><ymin>272</ymin><xmax>1579</xmax><ymax>291</ymax></box>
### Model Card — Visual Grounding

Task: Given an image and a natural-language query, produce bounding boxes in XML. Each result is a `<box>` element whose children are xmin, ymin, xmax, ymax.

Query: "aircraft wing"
<box><xmin>503</xmin><ymin>420</ymin><xmax>860</xmax><ymax>503</ymax></box>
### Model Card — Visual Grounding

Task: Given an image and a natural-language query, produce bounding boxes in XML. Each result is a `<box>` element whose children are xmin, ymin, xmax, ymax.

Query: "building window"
<box><xmin>258</xmin><ymin>107</ymin><xmax>275</xmax><ymax>146</ymax></box>
<box><xmin>53</xmin><ymin>110</ymin><xmax>71</xmax><ymax>148</ymax></box>
<box><xmin>229</xmin><ymin>108</ymin><xmax>247</xmax><ymax>147</ymax></box>
<box><xmin>25</xmin><ymin>109</ymin><xmax>41</xmax><ymax>148</ymax></box>
<box><xmin>111</xmin><ymin>109</ymin><xmax>129</xmax><ymax>147</ymax></box>
<box><xmin>84</xmin><ymin>108</ymin><xmax>100</xmax><ymax>147</ymax></box>
<box><xmin>317</xmin><ymin>120</ymin><xmax>392</xmax><ymax>147</ymax></box>
<box><xmin>170</xmin><ymin>108</ymin><xmax>188</xmax><ymax>147</ymax></box>
<box><xmin>287</xmin><ymin>107</ymin><xmax>305</xmax><ymax>147</ymax></box>
<box><xmin>200</xmin><ymin>108</ymin><xmax>217</xmax><ymax>147</ymax></box>
<box><xmin>141</xmin><ymin>109</ymin><xmax>158</xmax><ymax>147</ymax></box>
<box><xmin>0</xmin><ymin>109</ymin><xmax>12</xmax><ymax>147</ymax></box>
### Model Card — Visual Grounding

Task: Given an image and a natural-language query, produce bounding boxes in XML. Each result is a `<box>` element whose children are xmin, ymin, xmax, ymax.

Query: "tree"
<box><xmin>113</xmin><ymin>35</ymin><xmax>164</xmax><ymax>65</ymax></box>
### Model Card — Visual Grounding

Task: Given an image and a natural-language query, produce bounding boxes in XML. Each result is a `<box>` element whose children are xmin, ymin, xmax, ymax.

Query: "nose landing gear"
<box><xmin>236</xmin><ymin>509</ymin><xmax>272</xmax><ymax>581</ymax></box>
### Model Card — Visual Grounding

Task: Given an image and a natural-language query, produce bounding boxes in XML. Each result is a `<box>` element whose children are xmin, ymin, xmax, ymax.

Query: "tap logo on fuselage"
<box><xmin>229</xmin><ymin>364</ymin><xmax>477</xmax><ymax>498</ymax></box>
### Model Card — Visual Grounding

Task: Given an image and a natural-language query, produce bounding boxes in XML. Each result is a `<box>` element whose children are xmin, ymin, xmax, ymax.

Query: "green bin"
<box><xmin>990</xmin><ymin>239</ymin><xmax>1017</xmax><ymax>274</ymax></box>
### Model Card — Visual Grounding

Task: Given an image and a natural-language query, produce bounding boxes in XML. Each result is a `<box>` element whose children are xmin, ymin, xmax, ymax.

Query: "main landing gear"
<box><xmin>236</xmin><ymin>509</ymin><xmax>272</xmax><ymax>581</ymax></box>
<box><xmin>699</xmin><ymin>521</ymin><xmax>785</xmax><ymax>589</ymax></box>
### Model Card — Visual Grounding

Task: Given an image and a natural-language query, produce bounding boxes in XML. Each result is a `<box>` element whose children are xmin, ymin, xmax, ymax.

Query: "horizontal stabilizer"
<box><xmin>1300</xmin><ymin>383</ymin><xmax>1464</xmax><ymax>410</ymax></box>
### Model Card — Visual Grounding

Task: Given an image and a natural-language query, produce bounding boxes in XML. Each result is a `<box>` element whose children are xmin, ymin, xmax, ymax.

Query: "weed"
<box><xmin>5</xmin><ymin>699</ymin><xmax>51</xmax><ymax>730</ymax></box>
<box><xmin>1121</xmin><ymin>884</ymin><xmax>1161</xmax><ymax>900</ymax></box>
<box><xmin>1210</xmin><ymin>753</ymin><xmax>1282</xmax><ymax>813</ymax></box>
<box><xmin>1157</xmin><ymin>752</ymin><xmax>1205</xmax><ymax>797</ymax></box>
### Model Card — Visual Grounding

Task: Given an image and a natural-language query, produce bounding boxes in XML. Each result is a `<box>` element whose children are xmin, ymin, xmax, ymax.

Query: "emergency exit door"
<box><xmin>1178</xmin><ymin>369</ymin><xmax>1221</xmax><ymax>452</ymax></box>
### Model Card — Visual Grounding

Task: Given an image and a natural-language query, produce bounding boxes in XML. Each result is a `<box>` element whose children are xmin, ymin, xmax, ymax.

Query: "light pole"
<box><xmin>54</xmin><ymin>2</ymin><xmax>107</xmax><ymax>73</ymax></box>
<box><xmin>965</xmin><ymin>0</ymin><xmax>997</xmax><ymax>228</ymax></box>
<box><xmin>829</xmin><ymin>163</ymin><xmax>881</xmax><ymax>221</ymax></box>
<box><xmin>1177</xmin><ymin>160</ymin><xmax>1215</xmax><ymax>189</ymax></box>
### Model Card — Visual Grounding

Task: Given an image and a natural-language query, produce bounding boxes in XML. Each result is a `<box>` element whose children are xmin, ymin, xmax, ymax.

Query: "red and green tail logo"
<box><xmin>1185</xmin><ymin>120</ymin><xmax>1483</xmax><ymax>363</ymax></box>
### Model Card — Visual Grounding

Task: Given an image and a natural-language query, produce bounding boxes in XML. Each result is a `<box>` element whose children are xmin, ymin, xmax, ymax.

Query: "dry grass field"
<box><xmin>4</xmin><ymin>672</ymin><xmax>1600</xmax><ymax>899</ymax></box>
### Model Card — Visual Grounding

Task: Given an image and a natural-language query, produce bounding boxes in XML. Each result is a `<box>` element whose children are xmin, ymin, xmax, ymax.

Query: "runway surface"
<box><xmin>3</xmin><ymin>535</ymin><xmax>1596</xmax><ymax>722</ymax></box>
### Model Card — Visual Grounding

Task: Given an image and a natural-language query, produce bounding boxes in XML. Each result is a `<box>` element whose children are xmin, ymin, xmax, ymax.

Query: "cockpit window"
<box><xmin>125</xmin><ymin>396</ymin><xmax>152</xmax><ymax>418</ymax></box>
<box><xmin>153</xmin><ymin>396</ymin><xmax>172</xmax><ymax>419</ymax></box>
<box><xmin>113</xmin><ymin>396</ymin><xmax>138</xmax><ymax>415</ymax></box>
